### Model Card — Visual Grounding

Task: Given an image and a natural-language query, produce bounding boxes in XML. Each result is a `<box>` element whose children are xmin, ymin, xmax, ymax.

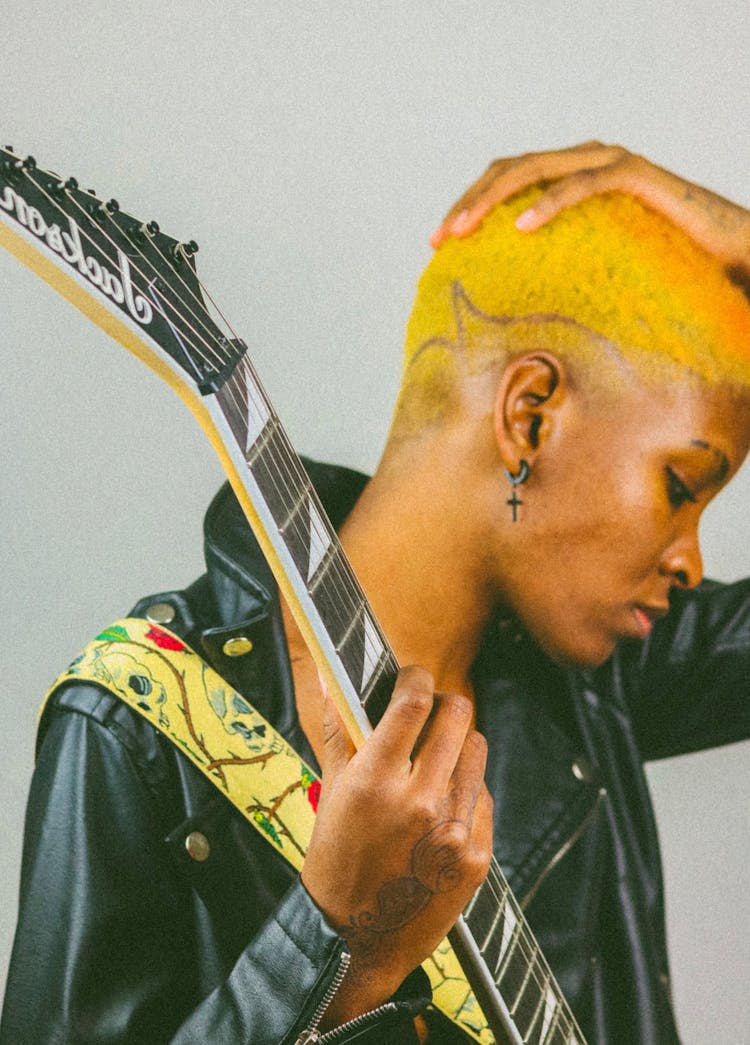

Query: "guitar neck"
<box><xmin>211</xmin><ymin>356</ymin><xmax>399</xmax><ymax>741</ymax></box>
<box><xmin>207</xmin><ymin>363</ymin><xmax>585</xmax><ymax>1045</ymax></box>
<box><xmin>0</xmin><ymin>147</ymin><xmax>586</xmax><ymax>1045</ymax></box>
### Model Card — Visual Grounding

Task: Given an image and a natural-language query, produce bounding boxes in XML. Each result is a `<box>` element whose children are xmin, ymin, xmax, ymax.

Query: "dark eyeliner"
<box><xmin>666</xmin><ymin>467</ymin><xmax>696</xmax><ymax>508</ymax></box>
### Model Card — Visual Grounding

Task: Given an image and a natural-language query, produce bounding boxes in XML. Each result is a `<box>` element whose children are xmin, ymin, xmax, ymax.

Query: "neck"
<box><xmin>339</xmin><ymin>433</ymin><xmax>497</xmax><ymax>694</ymax></box>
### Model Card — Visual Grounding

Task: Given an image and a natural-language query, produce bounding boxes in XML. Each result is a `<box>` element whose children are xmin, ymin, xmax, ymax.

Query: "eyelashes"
<box><xmin>666</xmin><ymin>467</ymin><xmax>697</xmax><ymax>509</ymax></box>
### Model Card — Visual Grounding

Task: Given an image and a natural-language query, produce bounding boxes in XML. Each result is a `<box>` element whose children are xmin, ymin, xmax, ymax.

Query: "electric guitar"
<box><xmin>0</xmin><ymin>146</ymin><xmax>587</xmax><ymax>1045</ymax></box>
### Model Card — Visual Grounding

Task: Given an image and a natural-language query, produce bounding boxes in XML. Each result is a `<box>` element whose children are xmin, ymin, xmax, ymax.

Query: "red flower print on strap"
<box><xmin>145</xmin><ymin>626</ymin><xmax>186</xmax><ymax>652</ymax></box>
<box><xmin>306</xmin><ymin>779</ymin><xmax>321</xmax><ymax>813</ymax></box>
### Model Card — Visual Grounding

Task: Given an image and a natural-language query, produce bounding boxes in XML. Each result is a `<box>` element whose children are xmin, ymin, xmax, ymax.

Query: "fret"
<box><xmin>335</xmin><ymin>605</ymin><xmax>367</xmax><ymax>686</ymax></box>
<box><xmin>243</xmin><ymin>366</ymin><xmax>273</xmax><ymax>454</ymax></box>
<box><xmin>360</xmin><ymin>649</ymin><xmax>393</xmax><ymax>704</ymax></box>
<box><xmin>508</xmin><ymin>947</ymin><xmax>544</xmax><ymax>1039</ymax></box>
<box><xmin>306</xmin><ymin>541</ymin><xmax>338</xmax><ymax>591</ymax></box>
<box><xmin>246</xmin><ymin>423</ymin><xmax>301</xmax><ymax>531</ymax></box>
<box><xmin>334</xmin><ymin>599</ymin><xmax>367</xmax><ymax>654</ymax></box>
<box><xmin>277</xmin><ymin>488</ymin><xmax>334</xmax><ymax>590</ymax></box>
<box><xmin>463</xmin><ymin>879</ymin><xmax>499</xmax><ymax>944</ymax></box>
<box><xmin>521</xmin><ymin>975</ymin><xmax>550</xmax><ymax>1044</ymax></box>
<box><xmin>245</xmin><ymin>414</ymin><xmax>279</xmax><ymax>466</ymax></box>
<box><xmin>277</xmin><ymin>478</ymin><xmax>313</xmax><ymax>536</ymax></box>
<box><xmin>495</xmin><ymin>921</ymin><xmax>528</xmax><ymax>1017</ymax></box>
<box><xmin>524</xmin><ymin>983</ymin><xmax>559</xmax><ymax>1045</ymax></box>
<box><xmin>544</xmin><ymin>1018</ymin><xmax>570</xmax><ymax>1045</ymax></box>
<box><xmin>490</xmin><ymin>900</ymin><xmax>519</xmax><ymax>979</ymax></box>
<box><xmin>361</xmin><ymin>609</ymin><xmax>385</xmax><ymax>690</ymax></box>
<box><xmin>479</xmin><ymin>898</ymin><xmax>505</xmax><ymax>956</ymax></box>
<box><xmin>360</xmin><ymin>653</ymin><xmax>399</xmax><ymax>724</ymax></box>
<box><xmin>215</xmin><ymin>369</ymin><xmax>252</xmax><ymax>450</ymax></box>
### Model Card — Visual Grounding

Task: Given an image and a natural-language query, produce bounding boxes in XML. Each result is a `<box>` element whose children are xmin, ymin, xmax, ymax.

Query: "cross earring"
<box><xmin>504</xmin><ymin>460</ymin><xmax>530</xmax><ymax>522</ymax></box>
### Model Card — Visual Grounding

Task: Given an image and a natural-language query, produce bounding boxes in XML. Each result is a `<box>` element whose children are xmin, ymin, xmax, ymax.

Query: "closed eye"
<box><xmin>666</xmin><ymin>467</ymin><xmax>697</xmax><ymax>509</ymax></box>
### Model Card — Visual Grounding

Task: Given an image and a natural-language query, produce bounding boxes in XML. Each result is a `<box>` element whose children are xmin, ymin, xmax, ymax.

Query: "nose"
<box><xmin>659</xmin><ymin>524</ymin><xmax>704</xmax><ymax>590</ymax></box>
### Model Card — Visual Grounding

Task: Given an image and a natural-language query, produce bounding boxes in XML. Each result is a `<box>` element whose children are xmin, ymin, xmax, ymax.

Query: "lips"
<box><xmin>631</xmin><ymin>603</ymin><xmax>670</xmax><ymax>638</ymax></box>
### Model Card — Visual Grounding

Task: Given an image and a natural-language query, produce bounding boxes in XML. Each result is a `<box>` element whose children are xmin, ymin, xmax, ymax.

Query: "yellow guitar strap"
<box><xmin>42</xmin><ymin>617</ymin><xmax>493</xmax><ymax>1044</ymax></box>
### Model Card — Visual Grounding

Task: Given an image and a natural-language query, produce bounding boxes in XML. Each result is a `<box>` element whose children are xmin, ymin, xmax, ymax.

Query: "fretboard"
<box><xmin>211</xmin><ymin>357</ymin><xmax>586</xmax><ymax>1045</ymax></box>
<box><xmin>216</xmin><ymin>357</ymin><xmax>399</xmax><ymax>725</ymax></box>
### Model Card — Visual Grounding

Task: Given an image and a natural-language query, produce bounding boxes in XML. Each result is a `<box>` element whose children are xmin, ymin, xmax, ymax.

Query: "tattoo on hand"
<box><xmin>342</xmin><ymin>820</ymin><xmax>467</xmax><ymax>957</ymax></box>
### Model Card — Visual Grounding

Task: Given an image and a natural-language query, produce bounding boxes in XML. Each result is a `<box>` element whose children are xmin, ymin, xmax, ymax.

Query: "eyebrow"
<box><xmin>690</xmin><ymin>440</ymin><xmax>730</xmax><ymax>484</ymax></box>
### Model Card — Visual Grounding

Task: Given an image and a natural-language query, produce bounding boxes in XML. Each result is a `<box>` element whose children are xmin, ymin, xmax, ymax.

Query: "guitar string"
<box><xmin>479</xmin><ymin>861</ymin><xmax>583</xmax><ymax>1041</ymax></box>
<box><xmin>11</xmin><ymin>173</ymin><xmax>338</xmax><ymax>606</ymax></box>
<box><xmin>19</xmin><ymin>166</ymin><xmax>263</xmax><ymax>412</ymax></box>
<box><xmin>17</xmin><ymin>163</ymin><xmax>584</xmax><ymax>1044</ymax></box>
<box><xmin>61</xmin><ymin>178</ymin><xmax>376</xmax><ymax>640</ymax></box>
<box><xmin>92</xmin><ymin>189</ymin><xmax>386</xmax><ymax>656</ymax></box>
<box><xmin>220</xmin><ymin>359</ymin><xmax>382</xmax><ymax>639</ymax></box>
<box><xmin>17</xmin><ymin>168</ymin><xmax>360</xmax><ymax>627</ymax></box>
<box><xmin>480</xmin><ymin>870</ymin><xmax>564</xmax><ymax>1037</ymax></box>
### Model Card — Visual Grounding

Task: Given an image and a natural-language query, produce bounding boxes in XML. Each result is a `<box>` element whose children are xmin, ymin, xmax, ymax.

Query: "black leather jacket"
<box><xmin>3</xmin><ymin>461</ymin><xmax>749</xmax><ymax>1045</ymax></box>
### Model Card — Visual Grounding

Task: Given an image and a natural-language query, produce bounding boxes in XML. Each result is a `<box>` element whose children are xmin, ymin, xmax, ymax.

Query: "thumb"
<box><xmin>320</xmin><ymin>687</ymin><xmax>356</xmax><ymax>779</ymax></box>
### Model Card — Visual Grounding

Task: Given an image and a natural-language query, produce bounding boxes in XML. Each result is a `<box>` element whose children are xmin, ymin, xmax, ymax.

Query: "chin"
<box><xmin>538</xmin><ymin>632</ymin><xmax>617</xmax><ymax>670</ymax></box>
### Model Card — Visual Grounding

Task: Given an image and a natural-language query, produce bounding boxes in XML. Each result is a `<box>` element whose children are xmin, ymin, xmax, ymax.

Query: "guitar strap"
<box><xmin>41</xmin><ymin>617</ymin><xmax>493</xmax><ymax>1044</ymax></box>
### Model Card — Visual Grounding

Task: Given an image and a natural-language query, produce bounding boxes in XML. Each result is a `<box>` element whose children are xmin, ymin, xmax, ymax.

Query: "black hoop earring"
<box><xmin>504</xmin><ymin>460</ymin><xmax>530</xmax><ymax>522</ymax></box>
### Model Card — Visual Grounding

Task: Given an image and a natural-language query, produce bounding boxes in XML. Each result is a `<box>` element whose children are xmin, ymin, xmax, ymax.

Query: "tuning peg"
<box><xmin>3</xmin><ymin>145</ymin><xmax>14</xmax><ymax>152</ymax></box>
<box><xmin>1</xmin><ymin>152</ymin><xmax>28</xmax><ymax>180</ymax></box>
<box><xmin>46</xmin><ymin>176</ymin><xmax>67</xmax><ymax>196</ymax></box>
<box><xmin>98</xmin><ymin>198</ymin><xmax>119</xmax><ymax>216</ymax></box>
<box><xmin>174</xmin><ymin>239</ymin><xmax>199</xmax><ymax>260</ymax></box>
<box><xmin>64</xmin><ymin>176</ymin><xmax>78</xmax><ymax>192</ymax></box>
<box><xmin>145</xmin><ymin>220</ymin><xmax>160</xmax><ymax>236</ymax></box>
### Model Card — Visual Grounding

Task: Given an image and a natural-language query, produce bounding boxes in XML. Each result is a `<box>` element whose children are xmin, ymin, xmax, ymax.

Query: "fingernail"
<box><xmin>514</xmin><ymin>208</ymin><xmax>537</xmax><ymax>231</ymax></box>
<box><xmin>448</xmin><ymin>209</ymin><xmax>472</xmax><ymax>234</ymax></box>
<box><xmin>429</xmin><ymin>227</ymin><xmax>445</xmax><ymax>248</ymax></box>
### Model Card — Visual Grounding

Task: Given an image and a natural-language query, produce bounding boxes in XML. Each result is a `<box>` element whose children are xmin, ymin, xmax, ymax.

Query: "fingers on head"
<box><xmin>454</xmin><ymin>145</ymin><xmax>626</xmax><ymax>231</ymax></box>
<box><xmin>524</xmin><ymin>153</ymin><xmax>635</xmax><ymax>223</ymax></box>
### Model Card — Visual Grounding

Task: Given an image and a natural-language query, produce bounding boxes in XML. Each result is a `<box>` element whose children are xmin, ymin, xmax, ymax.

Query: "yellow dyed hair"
<box><xmin>396</xmin><ymin>187</ymin><xmax>750</xmax><ymax>431</ymax></box>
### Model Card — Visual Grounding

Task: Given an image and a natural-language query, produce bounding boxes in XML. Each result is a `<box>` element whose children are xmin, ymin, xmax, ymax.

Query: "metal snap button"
<box><xmin>145</xmin><ymin>602</ymin><xmax>176</xmax><ymax>625</ymax></box>
<box><xmin>572</xmin><ymin>757</ymin><xmax>594</xmax><ymax>783</ymax></box>
<box><xmin>185</xmin><ymin>831</ymin><xmax>210</xmax><ymax>862</ymax></box>
<box><xmin>222</xmin><ymin>636</ymin><xmax>254</xmax><ymax>657</ymax></box>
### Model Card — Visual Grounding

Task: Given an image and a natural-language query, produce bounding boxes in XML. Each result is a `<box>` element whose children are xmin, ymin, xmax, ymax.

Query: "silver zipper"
<box><xmin>315</xmin><ymin>1001</ymin><xmax>400</xmax><ymax>1042</ymax></box>
<box><xmin>521</xmin><ymin>788</ymin><xmax>606</xmax><ymax>911</ymax></box>
<box><xmin>293</xmin><ymin>950</ymin><xmax>399</xmax><ymax>1044</ymax></box>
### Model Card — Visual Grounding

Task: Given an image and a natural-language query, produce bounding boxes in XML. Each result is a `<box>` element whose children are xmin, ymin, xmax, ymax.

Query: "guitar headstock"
<box><xmin>0</xmin><ymin>146</ymin><xmax>245</xmax><ymax>394</ymax></box>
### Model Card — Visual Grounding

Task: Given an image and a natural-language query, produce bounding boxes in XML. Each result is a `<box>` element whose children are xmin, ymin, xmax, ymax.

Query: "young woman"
<box><xmin>2</xmin><ymin>145</ymin><xmax>749</xmax><ymax>1045</ymax></box>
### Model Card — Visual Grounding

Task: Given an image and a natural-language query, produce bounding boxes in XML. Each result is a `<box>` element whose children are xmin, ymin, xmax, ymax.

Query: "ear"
<box><xmin>492</xmin><ymin>352</ymin><xmax>566</xmax><ymax>469</ymax></box>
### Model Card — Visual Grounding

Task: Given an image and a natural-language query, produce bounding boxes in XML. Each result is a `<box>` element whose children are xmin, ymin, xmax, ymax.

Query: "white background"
<box><xmin>1</xmin><ymin>3</ymin><xmax>748</xmax><ymax>1041</ymax></box>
